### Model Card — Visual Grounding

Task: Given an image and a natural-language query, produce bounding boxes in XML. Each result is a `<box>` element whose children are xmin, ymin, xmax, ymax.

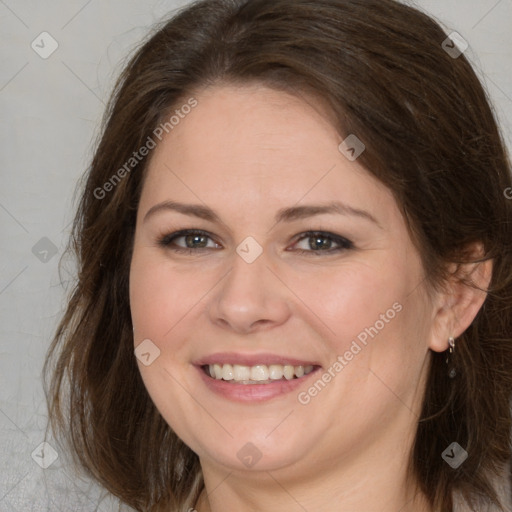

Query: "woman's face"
<box><xmin>129</xmin><ymin>84</ymin><xmax>438</xmax><ymax>477</ymax></box>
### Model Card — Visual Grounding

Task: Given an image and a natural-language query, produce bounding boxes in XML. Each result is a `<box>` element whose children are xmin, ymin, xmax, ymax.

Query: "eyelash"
<box><xmin>156</xmin><ymin>229</ymin><xmax>354</xmax><ymax>256</ymax></box>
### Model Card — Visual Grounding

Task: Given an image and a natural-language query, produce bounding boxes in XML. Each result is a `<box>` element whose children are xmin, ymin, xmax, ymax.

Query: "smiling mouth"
<box><xmin>202</xmin><ymin>363</ymin><xmax>318</xmax><ymax>384</ymax></box>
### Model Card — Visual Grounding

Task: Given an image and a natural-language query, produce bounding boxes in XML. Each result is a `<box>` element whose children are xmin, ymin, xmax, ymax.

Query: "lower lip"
<box><xmin>196</xmin><ymin>366</ymin><xmax>321</xmax><ymax>402</ymax></box>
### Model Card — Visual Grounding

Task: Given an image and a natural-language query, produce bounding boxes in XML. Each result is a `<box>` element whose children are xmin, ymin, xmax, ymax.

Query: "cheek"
<box><xmin>287</xmin><ymin>260</ymin><xmax>407</xmax><ymax>351</ymax></box>
<box><xmin>129</xmin><ymin>249</ymin><xmax>208</xmax><ymax>340</ymax></box>
<box><xmin>129</xmin><ymin>252</ymin><xmax>208</xmax><ymax>443</ymax></box>
<box><xmin>288</xmin><ymin>254</ymin><xmax>430</xmax><ymax>398</ymax></box>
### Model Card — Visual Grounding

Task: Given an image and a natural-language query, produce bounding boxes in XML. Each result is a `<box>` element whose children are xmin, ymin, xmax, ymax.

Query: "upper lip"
<box><xmin>194</xmin><ymin>352</ymin><xmax>321</xmax><ymax>367</ymax></box>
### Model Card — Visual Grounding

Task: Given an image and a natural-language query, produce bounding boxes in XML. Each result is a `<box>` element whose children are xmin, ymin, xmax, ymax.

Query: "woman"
<box><xmin>43</xmin><ymin>0</ymin><xmax>512</xmax><ymax>510</ymax></box>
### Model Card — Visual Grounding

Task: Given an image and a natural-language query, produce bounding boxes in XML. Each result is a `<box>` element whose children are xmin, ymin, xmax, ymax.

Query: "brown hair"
<box><xmin>43</xmin><ymin>0</ymin><xmax>512</xmax><ymax>510</ymax></box>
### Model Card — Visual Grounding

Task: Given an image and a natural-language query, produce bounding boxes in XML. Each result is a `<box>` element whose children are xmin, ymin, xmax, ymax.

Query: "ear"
<box><xmin>428</xmin><ymin>243</ymin><xmax>493</xmax><ymax>353</ymax></box>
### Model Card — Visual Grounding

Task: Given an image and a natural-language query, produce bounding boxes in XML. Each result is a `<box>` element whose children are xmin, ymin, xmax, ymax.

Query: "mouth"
<box><xmin>194</xmin><ymin>353</ymin><xmax>322</xmax><ymax>402</ymax></box>
<box><xmin>194</xmin><ymin>354</ymin><xmax>322</xmax><ymax>402</ymax></box>
<box><xmin>202</xmin><ymin>363</ymin><xmax>318</xmax><ymax>384</ymax></box>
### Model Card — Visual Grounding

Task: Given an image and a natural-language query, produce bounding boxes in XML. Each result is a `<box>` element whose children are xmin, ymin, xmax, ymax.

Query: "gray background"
<box><xmin>1</xmin><ymin>0</ymin><xmax>511</xmax><ymax>510</ymax></box>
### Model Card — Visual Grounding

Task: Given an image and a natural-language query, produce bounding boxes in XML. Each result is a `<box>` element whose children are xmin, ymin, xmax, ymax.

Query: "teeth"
<box><xmin>234</xmin><ymin>365</ymin><xmax>251</xmax><ymax>381</ymax></box>
<box><xmin>222</xmin><ymin>364</ymin><xmax>234</xmax><ymax>380</ymax></box>
<box><xmin>251</xmin><ymin>365</ymin><xmax>269</xmax><ymax>381</ymax></box>
<box><xmin>207</xmin><ymin>363</ymin><xmax>315</xmax><ymax>383</ymax></box>
<box><xmin>268</xmin><ymin>365</ymin><xmax>283</xmax><ymax>379</ymax></box>
<box><xmin>283</xmin><ymin>365</ymin><xmax>294</xmax><ymax>380</ymax></box>
<box><xmin>213</xmin><ymin>364</ymin><xmax>223</xmax><ymax>380</ymax></box>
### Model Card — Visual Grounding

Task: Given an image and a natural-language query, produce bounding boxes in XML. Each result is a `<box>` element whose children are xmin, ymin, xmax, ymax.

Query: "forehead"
<box><xmin>159</xmin><ymin>84</ymin><xmax>340</xmax><ymax>171</ymax></box>
<box><xmin>140</xmin><ymin>84</ymin><xmax>397</xmax><ymax>228</ymax></box>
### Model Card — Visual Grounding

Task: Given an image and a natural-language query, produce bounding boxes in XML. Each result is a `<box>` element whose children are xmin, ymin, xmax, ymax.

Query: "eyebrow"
<box><xmin>143</xmin><ymin>200</ymin><xmax>382</xmax><ymax>228</ymax></box>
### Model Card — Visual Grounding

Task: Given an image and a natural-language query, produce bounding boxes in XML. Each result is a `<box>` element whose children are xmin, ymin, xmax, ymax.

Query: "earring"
<box><xmin>446</xmin><ymin>336</ymin><xmax>456</xmax><ymax>378</ymax></box>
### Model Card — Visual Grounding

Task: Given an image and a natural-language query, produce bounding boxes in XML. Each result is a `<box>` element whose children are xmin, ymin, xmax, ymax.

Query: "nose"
<box><xmin>207</xmin><ymin>246</ymin><xmax>291</xmax><ymax>334</ymax></box>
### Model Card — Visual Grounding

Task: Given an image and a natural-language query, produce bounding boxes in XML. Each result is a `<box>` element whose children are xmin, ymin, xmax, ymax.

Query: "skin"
<box><xmin>129</xmin><ymin>84</ymin><xmax>491</xmax><ymax>512</ymax></box>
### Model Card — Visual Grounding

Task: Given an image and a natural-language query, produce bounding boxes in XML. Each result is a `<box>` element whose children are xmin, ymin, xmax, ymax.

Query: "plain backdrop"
<box><xmin>0</xmin><ymin>0</ymin><xmax>511</xmax><ymax>510</ymax></box>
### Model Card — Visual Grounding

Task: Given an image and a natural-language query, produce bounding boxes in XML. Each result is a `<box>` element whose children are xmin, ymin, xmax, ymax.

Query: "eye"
<box><xmin>157</xmin><ymin>229</ymin><xmax>354</xmax><ymax>256</ymax></box>
<box><xmin>157</xmin><ymin>229</ymin><xmax>220</xmax><ymax>254</ymax></box>
<box><xmin>290</xmin><ymin>231</ymin><xmax>353</xmax><ymax>256</ymax></box>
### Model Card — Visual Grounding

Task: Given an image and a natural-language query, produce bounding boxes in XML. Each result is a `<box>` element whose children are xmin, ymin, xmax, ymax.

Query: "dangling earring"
<box><xmin>446</xmin><ymin>336</ymin><xmax>456</xmax><ymax>378</ymax></box>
